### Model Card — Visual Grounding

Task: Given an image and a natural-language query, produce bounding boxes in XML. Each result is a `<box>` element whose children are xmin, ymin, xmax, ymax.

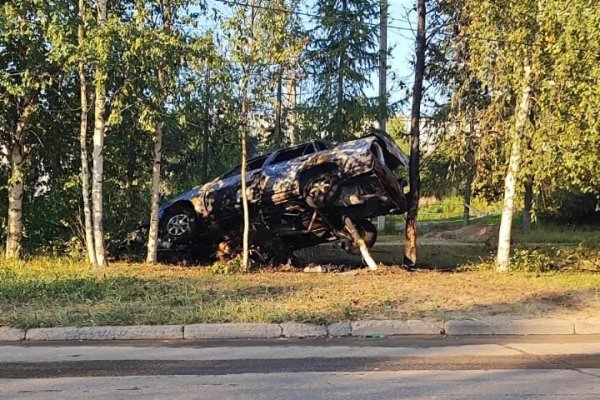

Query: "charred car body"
<box><xmin>158</xmin><ymin>132</ymin><xmax>409</xmax><ymax>264</ymax></box>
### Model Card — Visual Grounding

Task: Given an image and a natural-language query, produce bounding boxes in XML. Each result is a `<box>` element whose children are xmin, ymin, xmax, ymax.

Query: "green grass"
<box><xmin>1</xmin><ymin>247</ymin><xmax>599</xmax><ymax>329</ymax></box>
<box><xmin>418</xmin><ymin>196</ymin><xmax>502</xmax><ymax>222</ymax></box>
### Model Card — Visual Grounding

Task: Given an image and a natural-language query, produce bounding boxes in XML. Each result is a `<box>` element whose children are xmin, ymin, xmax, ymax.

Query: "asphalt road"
<box><xmin>2</xmin><ymin>336</ymin><xmax>600</xmax><ymax>399</ymax></box>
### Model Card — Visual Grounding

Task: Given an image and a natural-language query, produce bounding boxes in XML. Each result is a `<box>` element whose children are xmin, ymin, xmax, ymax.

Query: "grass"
<box><xmin>1</xmin><ymin>246</ymin><xmax>599</xmax><ymax>329</ymax></box>
<box><xmin>383</xmin><ymin>211</ymin><xmax>599</xmax><ymax>245</ymax></box>
<box><xmin>418</xmin><ymin>196</ymin><xmax>502</xmax><ymax>222</ymax></box>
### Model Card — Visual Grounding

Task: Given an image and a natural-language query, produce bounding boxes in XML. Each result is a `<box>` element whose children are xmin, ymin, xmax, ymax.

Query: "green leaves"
<box><xmin>430</xmin><ymin>0</ymin><xmax>599</xmax><ymax>213</ymax></box>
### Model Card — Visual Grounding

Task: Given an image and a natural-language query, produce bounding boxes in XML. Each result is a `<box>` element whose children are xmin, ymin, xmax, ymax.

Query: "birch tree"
<box><xmin>90</xmin><ymin>0</ymin><xmax>109</xmax><ymax>266</ymax></box>
<box><xmin>0</xmin><ymin>1</ymin><xmax>67</xmax><ymax>258</ymax></box>
<box><xmin>496</xmin><ymin>64</ymin><xmax>532</xmax><ymax>271</ymax></box>
<box><xmin>142</xmin><ymin>1</ymin><xmax>176</xmax><ymax>264</ymax></box>
<box><xmin>225</xmin><ymin>0</ymin><xmax>262</xmax><ymax>270</ymax></box>
<box><xmin>78</xmin><ymin>0</ymin><xmax>97</xmax><ymax>264</ymax></box>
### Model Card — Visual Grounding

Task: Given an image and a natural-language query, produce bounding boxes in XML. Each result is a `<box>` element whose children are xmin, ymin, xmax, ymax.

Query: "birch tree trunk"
<box><xmin>5</xmin><ymin>100</ymin><xmax>34</xmax><ymax>259</ymax></box>
<box><xmin>78</xmin><ymin>0</ymin><xmax>96</xmax><ymax>265</ymax></box>
<box><xmin>286</xmin><ymin>69</ymin><xmax>297</xmax><ymax>145</ymax></box>
<box><xmin>240</xmin><ymin>81</ymin><xmax>250</xmax><ymax>270</ymax></box>
<box><xmin>146</xmin><ymin>3</ymin><xmax>173</xmax><ymax>264</ymax></box>
<box><xmin>403</xmin><ymin>0</ymin><xmax>426</xmax><ymax>268</ymax></box>
<box><xmin>522</xmin><ymin>175</ymin><xmax>534</xmax><ymax>234</ymax></box>
<box><xmin>496</xmin><ymin>64</ymin><xmax>532</xmax><ymax>272</ymax></box>
<box><xmin>146</xmin><ymin>109</ymin><xmax>164</xmax><ymax>264</ymax></box>
<box><xmin>91</xmin><ymin>0</ymin><xmax>108</xmax><ymax>266</ymax></box>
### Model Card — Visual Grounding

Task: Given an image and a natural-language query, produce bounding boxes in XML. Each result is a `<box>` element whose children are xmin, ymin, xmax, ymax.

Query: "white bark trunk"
<box><xmin>91</xmin><ymin>0</ymin><xmax>108</xmax><ymax>267</ymax></box>
<box><xmin>286</xmin><ymin>70</ymin><xmax>297</xmax><ymax>145</ymax></box>
<box><xmin>496</xmin><ymin>64</ymin><xmax>532</xmax><ymax>272</ymax></box>
<box><xmin>79</xmin><ymin>0</ymin><xmax>96</xmax><ymax>265</ymax></box>
<box><xmin>146</xmin><ymin>118</ymin><xmax>163</xmax><ymax>264</ymax></box>
<box><xmin>241</xmin><ymin>94</ymin><xmax>250</xmax><ymax>270</ymax></box>
<box><xmin>6</xmin><ymin>101</ymin><xmax>34</xmax><ymax>259</ymax></box>
<box><xmin>6</xmin><ymin>144</ymin><xmax>25</xmax><ymax>259</ymax></box>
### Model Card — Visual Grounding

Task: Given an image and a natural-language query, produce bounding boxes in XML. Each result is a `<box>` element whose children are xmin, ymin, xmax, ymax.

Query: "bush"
<box><xmin>541</xmin><ymin>190</ymin><xmax>600</xmax><ymax>224</ymax></box>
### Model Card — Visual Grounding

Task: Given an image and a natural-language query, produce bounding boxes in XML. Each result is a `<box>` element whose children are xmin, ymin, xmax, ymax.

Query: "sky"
<box><xmin>201</xmin><ymin>0</ymin><xmax>417</xmax><ymax>114</ymax></box>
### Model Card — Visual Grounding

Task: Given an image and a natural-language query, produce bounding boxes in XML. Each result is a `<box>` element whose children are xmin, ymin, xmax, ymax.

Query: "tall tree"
<box><xmin>496</xmin><ymin>64</ymin><xmax>532</xmax><ymax>271</ymax></box>
<box><xmin>308</xmin><ymin>0</ymin><xmax>379</xmax><ymax>139</ymax></box>
<box><xmin>403</xmin><ymin>0</ymin><xmax>426</xmax><ymax>268</ymax></box>
<box><xmin>225</xmin><ymin>0</ymin><xmax>262</xmax><ymax>270</ymax></box>
<box><xmin>91</xmin><ymin>0</ymin><xmax>109</xmax><ymax>266</ymax></box>
<box><xmin>145</xmin><ymin>0</ymin><xmax>175</xmax><ymax>264</ymax></box>
<box><xmin>78</xmin><ymin>0</ymin><xmax>97</xmax><ymax>264</ymax></box>
<box><xmin>0</xmin><ymin>0</ymin><xmax>68</xmax><ymax>258</ymax></box>
<box><xmin>378</xmin><ymin>0</ymin><xmax>388</xmax><ymax>131</ymax></box>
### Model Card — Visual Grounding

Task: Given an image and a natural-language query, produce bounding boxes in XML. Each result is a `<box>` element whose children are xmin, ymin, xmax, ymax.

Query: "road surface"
<box><xmin>2</xmin><ymin>336</ymin><xmax>600</xmax><ymax>399</ymax></box>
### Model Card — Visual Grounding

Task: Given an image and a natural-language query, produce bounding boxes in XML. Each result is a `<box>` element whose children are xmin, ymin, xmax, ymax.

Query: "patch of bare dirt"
<box><xmin>423</xmin><ymin>224</ymin><xmax>499</xmax><ymax>243</ymax></box>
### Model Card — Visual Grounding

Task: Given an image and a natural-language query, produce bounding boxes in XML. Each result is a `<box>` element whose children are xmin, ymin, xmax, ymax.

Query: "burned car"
<box><xmin>157</xmin><ymin>132</ymin><xmax>408</xmax><ymax>264</ymax></box>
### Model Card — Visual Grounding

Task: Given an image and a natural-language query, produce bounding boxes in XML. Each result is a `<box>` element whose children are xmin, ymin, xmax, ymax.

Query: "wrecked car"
<box><xmin>157</xmin><ymin>131</ymin><xmax>409</xmax><ymax>265</ymax></box>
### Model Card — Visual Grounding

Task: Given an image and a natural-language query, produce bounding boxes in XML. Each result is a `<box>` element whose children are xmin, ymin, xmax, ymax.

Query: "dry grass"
<box><xmin>1</xmin><ymin>253</ymin><xmax>600</xmax><ymax>329</ymax></box>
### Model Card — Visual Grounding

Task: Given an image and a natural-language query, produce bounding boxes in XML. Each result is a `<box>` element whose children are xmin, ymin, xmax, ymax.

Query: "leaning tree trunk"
<box><xmin>496</xmin><ymin>64</ymin><xmax>532</xmax><ymax>272</ymax></box>
<box><xmin>403</xmin><ymin>0</ymin><xmax>426</xmax><ymax>268</ymax></box>
<box><xmin>78</xmin><ymin>0</ymin><xmax>96</xmax><ymax>265</ymax></box>
<box><xmin>91</xmin><ymin>0</ymin><xmax>108</xmax><ymax>266</ymax></box>
<box><xmin>5</xmin><ymin>102</ymin><xmax>34</xmax><ymax>259</ymax></box>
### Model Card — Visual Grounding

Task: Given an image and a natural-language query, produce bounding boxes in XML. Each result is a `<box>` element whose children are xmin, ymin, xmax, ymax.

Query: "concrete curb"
<box><xmin>0</xmin><ymin>327</ymin><xmax>26</xmax><ymax>341</ymax></box>
<box><xmin>574</xmin><ymin>318</ymin><xmax>600</xmax><ymax>334</ymax></box>
<box><xmin>444</xmin><ymin>318</ymin><xmax>574</xmax><ymax>335</ymax></box>
<box><xmin>3</xmin><ymin>318</ymin><xmax>600</xmax><ymax>341</ymax></box>
<box><xmin>351</xmin><ymin>320</ymin><xmax>443</xmax><ymax>336</ymax></box>
<box><xmin>25</xmin><ymin>325</ymin><xmax>184</xmax><ymax>341</ymax></box>
<box><xmin>184</xmin><ymin>323</ymin><xmax>282</xmax><ymax>339</ymax></box>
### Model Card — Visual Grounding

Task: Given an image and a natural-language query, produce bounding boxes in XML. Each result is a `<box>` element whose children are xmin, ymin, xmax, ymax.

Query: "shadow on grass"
<box><xmin>296</xmin><ymin>242</ymin><xmax>493</xmax><ymax>270</ymax></box>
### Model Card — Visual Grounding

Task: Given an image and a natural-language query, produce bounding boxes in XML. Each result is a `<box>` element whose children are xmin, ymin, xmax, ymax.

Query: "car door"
<box><xmin>259</xmin><ymin>143</ymin><xmax>318</xmax><ymax>206</ymax></box>
<box><xmin>203</xmin><ymin>155</ymin><xmax>269</xmax><ymax>222</ymax></box>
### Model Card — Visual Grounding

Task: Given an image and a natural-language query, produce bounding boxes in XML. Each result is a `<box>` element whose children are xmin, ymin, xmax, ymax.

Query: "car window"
<box><xmin>270</xmin><ymin>144</ymin><xmax>316</xmax><ymax>164</ymax></box>
<box><xmin>314</xmin><ymin>141</ymin><xmax>329</xmax><ymax>151</ymax></box>
<box><xmin>220</xmin><ymin>155</ymin><xmax>269</xmax><ymax>179</ymax></box>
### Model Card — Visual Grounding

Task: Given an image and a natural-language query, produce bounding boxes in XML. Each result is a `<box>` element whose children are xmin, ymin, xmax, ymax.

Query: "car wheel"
<box><xmin>161</xmin><ymin>203</ymin><xmax>198</xmax><ymax>245</ymax></box>
<box><xmin>346</xmin><ymin>219</ymin><xmax>377</xmax><ymax>255</ymax></box>
<box><xmin>303</xmin><ymin>172</ymin><xmax>341</xmax><ymax>208</ymax></box>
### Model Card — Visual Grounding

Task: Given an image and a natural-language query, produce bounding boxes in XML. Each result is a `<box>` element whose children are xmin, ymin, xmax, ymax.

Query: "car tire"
<box><xmin>160</xmin><ymin>203</ymin><xmax>198</xmax><ymax>245</ymax></box>
<box><xmin>347</xmin><ymin>219</ymin><xmax>378</xmax><ymax>256</ymax></box>
<box><xmin>302</xmin><ymin>172</ymin><xmax>341</xmax><ymax>208</ymax></box>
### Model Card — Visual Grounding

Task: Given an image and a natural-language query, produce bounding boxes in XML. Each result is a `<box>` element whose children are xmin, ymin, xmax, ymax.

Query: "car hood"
<box><xmin>158</xmin><ymin>186</ymin><xmax>202</xmax><ymax>217</ymax></box>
